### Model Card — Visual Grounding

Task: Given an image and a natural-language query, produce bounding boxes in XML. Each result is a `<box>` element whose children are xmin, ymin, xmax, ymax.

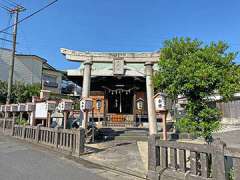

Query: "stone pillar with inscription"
<box><xmin>82</xmin><ymin>60</ymin><xmax>92</xmax><ymax>129</ymax></box>
<box><xmin>145</xmin><ymin>62</ymin><xmax>157</xmax><ymax>135</ymax></box>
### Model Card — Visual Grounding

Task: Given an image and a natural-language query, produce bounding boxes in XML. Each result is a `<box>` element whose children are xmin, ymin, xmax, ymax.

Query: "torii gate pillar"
<box><xmin>81</xmin><ymin>60</ymin><xmax>92</xmax><ymax>129</ymax></box>
<box><xmin>145</xmin><ymin>62</ymin><xmax>157</xmax><ymax>135</ymax></box>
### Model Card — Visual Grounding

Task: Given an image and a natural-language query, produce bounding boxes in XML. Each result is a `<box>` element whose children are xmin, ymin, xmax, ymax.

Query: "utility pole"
<box><xmin>6</xmin><ymin>6</ymin><xmax>25</xmax><ymax>104</ymax></box>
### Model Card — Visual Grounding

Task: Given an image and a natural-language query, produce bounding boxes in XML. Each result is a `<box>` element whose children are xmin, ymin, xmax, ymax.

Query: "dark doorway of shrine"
<box><xmin>107</xmin><ymin>91</ymin><xmax>133</xmax><ymax>114</ymax></box>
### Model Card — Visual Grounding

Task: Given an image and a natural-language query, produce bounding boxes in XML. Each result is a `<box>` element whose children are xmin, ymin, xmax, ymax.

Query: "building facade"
<box><xmin>42</xmin><ymin>62</ymin><xmax>63</xmax><ymax>94</ymax></box>
<box><xmin>0</xmin><ymin>48</ymin><xmax>62</xmax><ymax>94</ymax></box>
<box><xmin>0</xmin><ymin>48</ymin><xmax>44</xmax><ymax>84</ymax></box>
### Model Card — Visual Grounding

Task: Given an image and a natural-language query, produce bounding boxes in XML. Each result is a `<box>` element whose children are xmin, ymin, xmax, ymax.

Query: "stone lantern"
<box><xmin>26</xmin><ymin>103</ymin><xmax>35</xmax><ymax>112</ymax></box>
<box><xmin>80</xmin><ymin>98</ymin><xmax>93</xmax><ymax>112</ymax></box>
<box><xmin>154</xmin><ymin>92</ymin><xmax>167</xmax><ymax>112</ymax></box>
<box><xmin>95</xmin><ymin>97</ymin><xmax>103</xmax><ymax>126</ymax></box>
<box><xmin>26</xmin><ymin>103</ymin><xmax>35</xmax><ymax>125</ymax></box>
<box><xmin>96</xmin><ymin>98</ymin><xmax>102</xmax><ymax>112</ymax></box>
<box><xmin>136</xmin><ymin>98</ymin><xmax>144</xmax><ymax>126</ymax></box>
<box><xmin>46</xmin><ymin>101</ymin><xmax>57</xmax><ymax>127</ymax></box>
<box><xmin>58</xmin><ymin>99</ymin><xmax>73</xmax><ymax>129</ymax></box>
<box><xmin>18</xmin><ymin>104</ymin><xmax>26</xmax><ymax>112</ymax></box>
<box><xmin>18</xmin><ymin>104</ymin><xmax>26</xmax><ymax>121</ymax></box>
<box><xmin>136</xmin><ymin>98</ymin><xmax>144</xmax><ymax>111</ymax></box>
<box><xmin>80</xmin><ymin>98</ymin><xmax>93</xmax><ymax>129</ymax></box>
<box><xmin>154</xmin><ymin>92</ymin><xmax>168</xmax><ymax>140</ymax></box>
<box><xmin>46</xmin><ymin>101</ymin><xmax>56</xmax><ymax>111</ymax></box>
<box><xmin>10</xmin><ymin>104</ymin><xmax>18</xmax><ymax>112</ymax></box>
<box><xmin>5</xmin><ymin>105</ymin><xmax>11</xmax><ymax>112</ymax></box>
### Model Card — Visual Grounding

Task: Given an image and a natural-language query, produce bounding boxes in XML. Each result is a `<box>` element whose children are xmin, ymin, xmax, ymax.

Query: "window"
<box><xmin>43</xmin><ymin>75</ymin><xmax>57</xmax><ymax>83</ymax></box>
<box><xmin>43</xmin><ymin>75</ymin><xmax>58</xmax><ymax>88</ymax></box>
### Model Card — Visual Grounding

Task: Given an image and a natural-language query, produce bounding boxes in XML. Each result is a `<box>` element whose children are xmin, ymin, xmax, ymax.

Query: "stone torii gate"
<box><xmin>61</xmin><ymin>48</ymin><xmax>160</xmax><ymax>135</ymax></box>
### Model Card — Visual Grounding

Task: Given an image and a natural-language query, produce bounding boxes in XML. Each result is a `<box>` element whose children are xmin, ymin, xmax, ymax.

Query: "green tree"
<box><xmin>154</xmin><ymin>37</ymin><xmax>240</xmax><ymax>142</ymax></box>
<box><xmin>0</xmin><ymin>80</ymin><xmax>41</xmax><ymax>104</ymax></box>
<box><xmin>0</xmin><ymin>81</ymin><xmax>8</xmax><ymax>103</ymax></box>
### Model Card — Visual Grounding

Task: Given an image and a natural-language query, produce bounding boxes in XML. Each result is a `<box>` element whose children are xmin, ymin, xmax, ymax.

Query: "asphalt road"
<box><xmin>0</xmin><ymin>134</ymin><xmax>107</xmax><ymax>180</ymax></box>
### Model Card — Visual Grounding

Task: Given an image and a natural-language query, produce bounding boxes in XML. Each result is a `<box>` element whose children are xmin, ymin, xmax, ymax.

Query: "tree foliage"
<box><xmin>154</xmin><ymin>37</ymin><xmax>240</xmax><ymax>142</ymax></box>
<box><xmin>0</xmin><ymin>80</ymin><xmax>41</xmax><ymax>104</ymax></box>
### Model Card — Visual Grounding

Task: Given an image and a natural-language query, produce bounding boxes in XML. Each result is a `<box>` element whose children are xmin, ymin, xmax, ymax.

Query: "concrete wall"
<box><xmin>217</xmin><ymin>100</ymin><xmax>240</xmax><ymax>130</ymax></box>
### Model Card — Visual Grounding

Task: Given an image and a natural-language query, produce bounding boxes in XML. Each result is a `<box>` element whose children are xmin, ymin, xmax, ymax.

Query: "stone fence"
<box><xmin>0</xmin><ymin>118</ymin><xmax>85</xmax><ymax>156</ymax></box>
<box><xmin>148</xmin><ymin>135</ymin><xmax>240</xmax><ymax>180</ymax></box>
<box><xmin>0</xmin><ymin>118</ymin><xmax>13</xmax><ymax>133</ymax></box>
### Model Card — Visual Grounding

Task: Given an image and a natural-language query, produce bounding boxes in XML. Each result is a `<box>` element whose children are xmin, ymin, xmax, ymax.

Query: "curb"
<box><xmin>79</xmin><ymin>157</ymin><xmax>147</xmax><ymax>179</ymax></box>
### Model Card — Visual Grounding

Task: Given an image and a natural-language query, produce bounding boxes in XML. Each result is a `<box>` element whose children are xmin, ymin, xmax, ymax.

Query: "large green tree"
<box><xmin>154</xmin><ymin>37</ymin><xmax>240</xmax><ymax>142</ymax></box>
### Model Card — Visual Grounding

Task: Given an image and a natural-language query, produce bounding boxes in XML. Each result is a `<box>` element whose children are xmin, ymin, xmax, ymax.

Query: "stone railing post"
<box><xmin>147</xmin><ymin>134</ymin><xmax>159</xmax><ymax>180</ymax></box>
<box><xmin>3</xmin><ymin>112</ymin><xmax>7</xmax><ymax>133</ymax></box>
<box><xmin>212</xmin><ymin>138</ymin><xmax>226</xmax><ymax>180</ymax></box>
<box><xmin>11</xmin><ymin>113</ymin><xmax>16</xmax><ymax>136</ymax></box>
<box><xmin>54</xmin><ymin>127</ymin><xmax>60</xmax><ymax>149</ymax></box>
<box><xmin>35</xmin><ymin>124</ymin><xmax>41</xmax><ymax>142</ymax></box>
<box><xmin>21</xmin><ymin>125</ymin><xmax>26</xmax><ymax>139</ymax></box>
<box><xmin>75</xmin><ymin>128</ymin><xmax>85</xmax><ymax>156</ymax></box>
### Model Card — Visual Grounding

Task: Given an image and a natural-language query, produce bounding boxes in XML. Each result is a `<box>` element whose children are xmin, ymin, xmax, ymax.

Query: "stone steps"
<box><xmin>98</xmin><ymin>128</ymin><xmax>178</xmax><ymax>141</ymax></box>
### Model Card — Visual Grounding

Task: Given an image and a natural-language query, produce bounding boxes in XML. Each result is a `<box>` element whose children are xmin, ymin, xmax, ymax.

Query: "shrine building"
<box><xmin>61</xmin><ymin>48</ymin><xmax>160</xmax><ymax>129</ymax></box>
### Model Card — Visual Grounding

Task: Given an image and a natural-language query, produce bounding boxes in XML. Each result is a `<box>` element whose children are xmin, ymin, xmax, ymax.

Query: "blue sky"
<box><xmin>0</xmin><ymin>0</ymin><xmax>240</xmax><ymax>70</ymax></box>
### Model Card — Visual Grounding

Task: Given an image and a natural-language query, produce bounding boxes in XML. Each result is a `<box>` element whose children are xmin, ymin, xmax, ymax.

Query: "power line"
<box><xmin>1</xmin><ymin>0</ymin><xmax>23</xmax><ymax>8</ymax></box>
<box><xmin>0</xmin><ymin>31</ymin><xmax>12</xmax><ymax>35</ymax></box>
<box><xmin>0</xmin><ymin>0</ymin><xmax>58</xmax><ymax>33</ymax></box>
<box><xmin>0</xmin><ymin>2</ymin><xmax>11</xmax><ymax>11</ymax></box>
<box><xmin>0</xmin><ymin>37</ymin><xmax>18</xmax><ymax>43</ymax></box>
<box><xmin>1</xmin><ymin>0</ymin><xmax>15</xmax><ymax>8</ymax></box>
<box><xmin>1</xmin><ymin>13</ymin><xmax>12</xmax><ymax>47</ymax></box>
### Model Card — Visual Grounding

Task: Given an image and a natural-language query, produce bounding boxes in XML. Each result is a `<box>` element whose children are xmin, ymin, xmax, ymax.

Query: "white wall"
<box><xmin>0</xmin><ymin>49</ymin><xmax>43</xmax><ymax>84</ymax></box>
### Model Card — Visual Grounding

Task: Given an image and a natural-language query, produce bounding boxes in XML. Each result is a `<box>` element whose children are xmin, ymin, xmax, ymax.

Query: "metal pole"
<box><xmin>6</xmin><ymin>9</ymin><xmax>19</xmax><ymax>104</ymax></box>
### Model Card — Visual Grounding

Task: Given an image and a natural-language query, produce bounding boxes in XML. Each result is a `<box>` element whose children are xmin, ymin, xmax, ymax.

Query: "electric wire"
<box><xmin>1</xmin><ymin>0</ymin><xmax>22</xmax><ymax>8</ymax></box>
<box><xmin>0</xmin><ymin>37</ymin><xmax>15</xmax><ymax>43</ymax></box>
<box><xmin>1</xmin><ymin>0</ymin><xmax>16</xmax><ymax>8</ymax></box>
<box><xmin>0</xmin><ymin>2</ymin><xmax>11</xmax><ymax>12</ymax></box>
<box><xmin>0</xmin><ymin>0</ymin><xmax>58</xmax><ymax>33</ymax></box>
<box><xmin>1</xmin><ymin>12</ymin><xmax>12</xmax><ymax>47</ymax></box>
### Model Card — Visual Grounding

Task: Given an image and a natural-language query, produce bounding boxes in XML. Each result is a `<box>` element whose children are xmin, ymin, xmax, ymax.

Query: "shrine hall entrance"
<box><xmin>107</xmin><ymin>91</ymin><xmax>133</xmax><ymax>114</ymax></box>
<box><xmin>106</xmin><ymin>90</ymin><xmax>134</xmax><ymax>123</ymax></box>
